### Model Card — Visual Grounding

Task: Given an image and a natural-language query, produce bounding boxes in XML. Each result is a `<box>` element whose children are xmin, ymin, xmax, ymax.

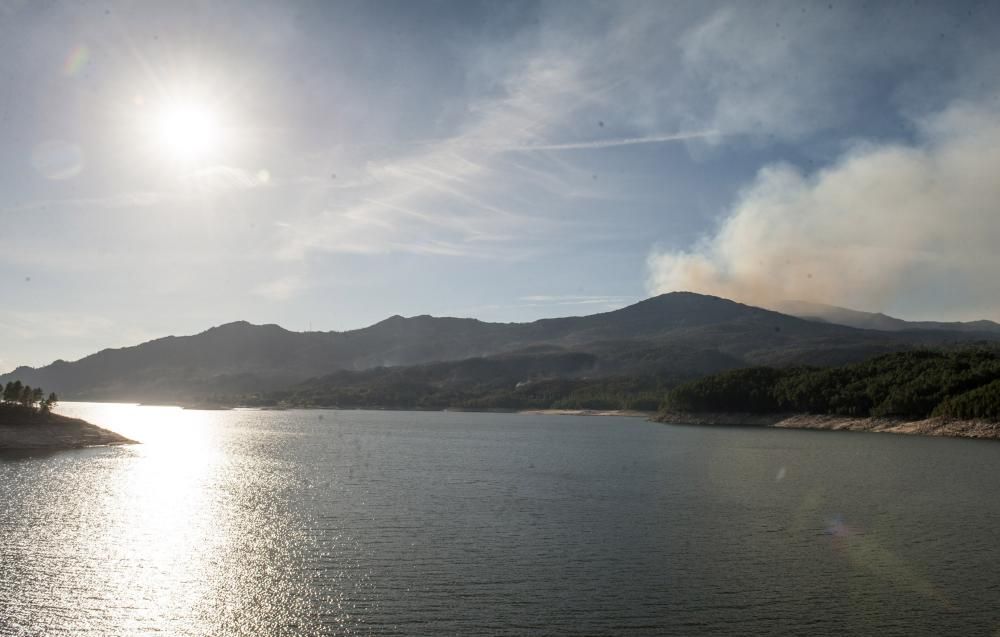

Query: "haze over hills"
<box><xmin>3</xmin><ymin>292</ymin><xmax>998</xmax><ymax>405</ymax></box>
<box><xmin>777</xmin><ymin>300</ymin><xmax>1000</xmax><ymax>334</ymax></box>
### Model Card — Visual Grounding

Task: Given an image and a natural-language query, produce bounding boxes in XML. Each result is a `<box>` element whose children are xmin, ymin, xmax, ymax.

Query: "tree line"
<box><xmin>664</xmin><ymin>348</ymin><xmax>1000</xmax><ymax>420</ymax></box>
<box><xmin>1</xmin><ymin>380</ymin><xmax>58</xmax><ymax>414</ymax></box>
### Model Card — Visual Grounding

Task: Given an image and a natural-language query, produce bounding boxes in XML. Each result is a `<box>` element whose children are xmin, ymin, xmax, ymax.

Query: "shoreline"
<box><xmin>657</xmin><ymin>411</ymin><xmax>1000</xmax><ymax>440</ymax></box>
<box><xmin>170</xmin><ymin>401</ymin><xmax>653</xmax><ymax>418</ymax></box>
<box><xmin>0</xmin><ymin>412</ymin><xmax>137</xmax><ymax>453</ymax></box>
<box><xmin>69</xmin><ymin>399</ymin><xmax>657</xmax><ymax>419</ymax></box>
<box><xmin>518</xmin><ymin>409</ymin><xmax>654</xmax><ymax>418</ymax></box>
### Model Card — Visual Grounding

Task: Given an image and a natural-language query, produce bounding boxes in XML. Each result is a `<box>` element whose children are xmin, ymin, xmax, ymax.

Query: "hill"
<box><xmin>244</xmin><ymin>348</ymin><xmax>677</xmax><ymax>411</ymax></box>
<box><xmin>776</xmin><ymin>300</ymin><xmax>1000</xmax><ymax>334</ymax></box>
<box><xmin>2</xmin><ymin>292</ymin><xmax>996</xmax><ymax>405</ymax></box>
<box><xmin>661</xmin><ymin>347</ymin><xmax>1000</xmax><ymax>423</ymax></box>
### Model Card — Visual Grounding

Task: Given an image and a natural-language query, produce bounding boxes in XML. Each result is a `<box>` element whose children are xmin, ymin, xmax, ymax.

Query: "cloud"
<box><xmin>270</xmin><ymin>1</ymin><xmax>992</xmax><ymax>265</ymax></box>
<box><xmin>647</xmin><ymin>98</ymin><xmax>1000</xmax><ymax>317</ymax></box>
<box><xmin>674</xmin><ymin>2</ymin><xmax>968</xmax><ymax>141</ymax></box>
<box><xmin>251</xmin><ymin>275</ymin><xmax>306</xmax><ymax>301</ymax></box>
<box><xmin>274</xmin><ymin>51</ymin><xmax>595</xmax><ymax>260</ymax></box>
<box><xmin>183</xmin><ymin>165</ymin><xmax>270</xmax><ymax>192</ymax></box>
<box><xmin>3</xmin><ymin>164</ymin><xmax>266</xmax><ymax>215</ymax></box>
<box><xmin>520</xmin><ymin>294</ymin><xmax>633</xmax><ymax>307</ymax></box>
<box><xmin>503</xmin><ymin>130</ymin><xmax>719</xmax><ymax>152</ymax></box>
<box><xmin>271</xmin><ymin>5</ymin><xmax>725</xmax><ymax>262</ymax></box>
<box><xmin>31</xmin><ymin>140</ymin><xmax>85</xmax><ymax>180</ymax></box>
<box><xmin>4</xmin><ymin>191</ymin><xmax>170</xmax><ymax>213</ymax></box>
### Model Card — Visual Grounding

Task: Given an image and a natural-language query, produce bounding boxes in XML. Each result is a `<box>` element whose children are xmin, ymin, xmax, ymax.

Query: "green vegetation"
<box><xmin>245</xmin><ymin>374</ymin><xmax>676</xmax><ymax>412</ymax></box>
<box><xmin>1</xmin><ymin>380</ymin><xmax>58</xmax><ymax>416</ymax></box>
<box><xmin>240</xmin><ymin>351</ymin><xmax>686</xmax><ymax>411</ymax></box>
<box><xmin>664</xmin><ymin>348</ymin><xmax>1000</xmax><ymax>420</ymax></box>
<box><xmin>237</xmin><ymin>347</ymin><xmax>1000</xmax><ymax>418</ymax></box>
<box><xmin>933</xmin><ymin>380</ymin><xmax>1000</xmax><ymax>420</ymax></box>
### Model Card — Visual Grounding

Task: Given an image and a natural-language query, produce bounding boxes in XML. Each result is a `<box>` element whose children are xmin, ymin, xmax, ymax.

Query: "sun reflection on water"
<box><xmin>29</xmin><ymin>402</ymin><xmax>318</xmax><ymax>635</ymax></box>
<box><xmin>47</xmin><ymin>403</ymin><xmax>229</xmax><ymax>634</ymax></box>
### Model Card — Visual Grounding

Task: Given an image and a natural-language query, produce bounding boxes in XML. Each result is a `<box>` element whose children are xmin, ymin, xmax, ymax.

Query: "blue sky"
<box><xmin>2</xmin><ymin>0</ymin><xmax>1000</xmax><ymax>368</ymax></box>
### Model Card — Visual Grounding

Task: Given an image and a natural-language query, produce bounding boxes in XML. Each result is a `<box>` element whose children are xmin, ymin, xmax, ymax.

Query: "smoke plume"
<box><xmin>647</xmin><ymin>99</ymin><xmax>1000</xmax><ymax>318</ymax></box>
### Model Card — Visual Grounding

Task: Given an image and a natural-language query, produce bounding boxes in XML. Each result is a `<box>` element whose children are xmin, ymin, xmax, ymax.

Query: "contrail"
<box><xmin>507</xmin><ymin>130</ymin><xmax>720</xmax><ymax>152</ymax></box>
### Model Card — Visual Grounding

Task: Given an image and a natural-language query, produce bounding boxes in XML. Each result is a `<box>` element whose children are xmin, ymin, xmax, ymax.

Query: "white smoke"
<box><xmin>647</xmin><ymin>99</ymin><xmax>1000</xmax><ymax>318</ymax></box>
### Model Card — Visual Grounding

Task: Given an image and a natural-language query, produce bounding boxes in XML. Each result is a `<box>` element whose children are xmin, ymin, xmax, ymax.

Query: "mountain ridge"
<box><xmin>4</xmin><ymin>292</ymin><xmax>998</xmax><ymax>404</ymax></box>
<box><xmin>776</xmin><ymin>300</ymin><xmax>1000</xmax><ymax>334</ymax></box>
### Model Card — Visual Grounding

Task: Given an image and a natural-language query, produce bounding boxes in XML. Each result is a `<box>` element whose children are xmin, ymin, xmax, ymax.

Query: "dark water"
<box><xmin>2</xmin><ymin>403</ymin><xmax>999</xmax><ymax>636</ymax></box>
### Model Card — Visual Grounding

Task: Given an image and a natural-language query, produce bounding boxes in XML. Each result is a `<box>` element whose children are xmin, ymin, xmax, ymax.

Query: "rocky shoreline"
<box><xmin>0</xmin><ymin>412</ymin><xmax>136</xmax><ymax>452</ymax></box>
<box><xmin>656</xmin><ymin>411</ymin><xmax>1000</xmax><ymax>440</ymax></box>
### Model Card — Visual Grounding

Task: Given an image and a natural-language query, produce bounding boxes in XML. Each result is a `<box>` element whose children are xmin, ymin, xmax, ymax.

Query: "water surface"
<box><xmin>2</xmin><ymin>403</ymin><xmax>999</xmax><ymax>635</ymax></box>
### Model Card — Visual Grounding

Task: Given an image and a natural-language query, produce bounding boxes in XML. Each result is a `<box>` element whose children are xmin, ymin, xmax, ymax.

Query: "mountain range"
<box><xmin>776</xmin><ymin>300</ymin><xmax>1000</xmax><ymax>334</ymax></box>
<box><xmin>3</xmin><ymin>292</ymin><xmax>998</xmax><ymax>406</ymax></box>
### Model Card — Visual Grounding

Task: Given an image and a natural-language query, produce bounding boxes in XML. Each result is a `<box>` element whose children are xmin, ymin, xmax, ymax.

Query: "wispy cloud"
<box><xmin>504</xmin><ymin>130</ymin><xmax>720</xmax><ymax>152</ymax></box>
<box><xmin>274</xmin><ymin>68</ymin><xmax>582</xmax><ymax>259</ymax></box>
<box><xmin>3</xmin><ymin>163</ymin><xmax>267</xmax><ymax>215</ymax></box>
<box><xmin>273</xmin><ymin>23</ymin><xmax>675</xmax><ymax>261</ymax></box>
<box><xmin>3</xmin><ymin>191</ymin><xmax>171</xmax><ymax>213</ymax></box>
<box><xmin>182</xmin><ymin>164</ymin><xmax>270</xmax><ymax>192</ymax></box>
<box><xmin>520</xmin><ymin>294</ymin><xmax>634</xmax><ymax>307</ymax></box>
<box><xmin>446</xmin><ymin>294</ymin><xmax>636</xmax><ymax>321</ymax></box>
<box><xmin>251</xmin><ymin>275</ymin><xmax>307</xmax><ymax>301</ymax></box>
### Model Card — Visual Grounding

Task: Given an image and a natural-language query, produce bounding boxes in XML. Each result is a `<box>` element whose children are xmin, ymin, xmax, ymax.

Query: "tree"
<box><xmin>5</xmin><ymin>380</ymin><xmax>22</xmax><ymax>404</ymax></box>
<box><xmin>0</xmin><ymin>380</ymin><xmax>55</xmax><ymax>414</ymax></box>
<box><xmin>42</xmin><ymin>392</ymin><xmax>58</xmax><ymax>413</ymax></box>
<box><xmin>19</xmin><ymin>384</ymin><xmax>33</xmax><ymax>408</ymax></box>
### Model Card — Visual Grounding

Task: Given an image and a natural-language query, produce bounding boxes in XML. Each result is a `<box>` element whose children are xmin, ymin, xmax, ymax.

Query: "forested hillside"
<box><xmin>664</xmin><ymin>348</ymin><xmax>1000</xmax><ymax>420</ymax></box>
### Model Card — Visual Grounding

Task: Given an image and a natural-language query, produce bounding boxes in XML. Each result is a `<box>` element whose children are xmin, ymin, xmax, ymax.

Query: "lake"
<box><xmin>2</xmin><ymin>403</ymin><xmax>999</xmax><ymax>635</ymax></box>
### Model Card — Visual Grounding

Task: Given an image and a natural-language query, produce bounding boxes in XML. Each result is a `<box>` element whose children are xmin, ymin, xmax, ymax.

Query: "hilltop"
<box><xmin>3</xmin><ymin>292</ymin><xmax>997</xmax><ymax>406</ymax></box>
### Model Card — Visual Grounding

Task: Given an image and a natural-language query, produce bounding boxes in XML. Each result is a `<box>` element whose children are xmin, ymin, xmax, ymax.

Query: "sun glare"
<box><xmin>152</xmin><ymin>99</ymin><xmax>224</xmax><ymax>161</ymax></box>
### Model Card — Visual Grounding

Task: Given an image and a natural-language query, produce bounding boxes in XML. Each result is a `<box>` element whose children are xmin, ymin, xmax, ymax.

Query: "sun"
<box><xmin>152</xmin><ymin>99</ymin><xmax>224</xmax><ymax>161</ymax></box>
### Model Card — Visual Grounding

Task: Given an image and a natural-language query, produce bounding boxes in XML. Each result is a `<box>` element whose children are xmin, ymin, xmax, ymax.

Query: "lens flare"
<box><xmin>31</xmin><ymin>140</ymin><xmax>85</xmax><ymax>179</ymax></box>
<box><xmin>62</xmin><ymin>44</ymin><xmax>90</xmax><ymax>77</ymax></box>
